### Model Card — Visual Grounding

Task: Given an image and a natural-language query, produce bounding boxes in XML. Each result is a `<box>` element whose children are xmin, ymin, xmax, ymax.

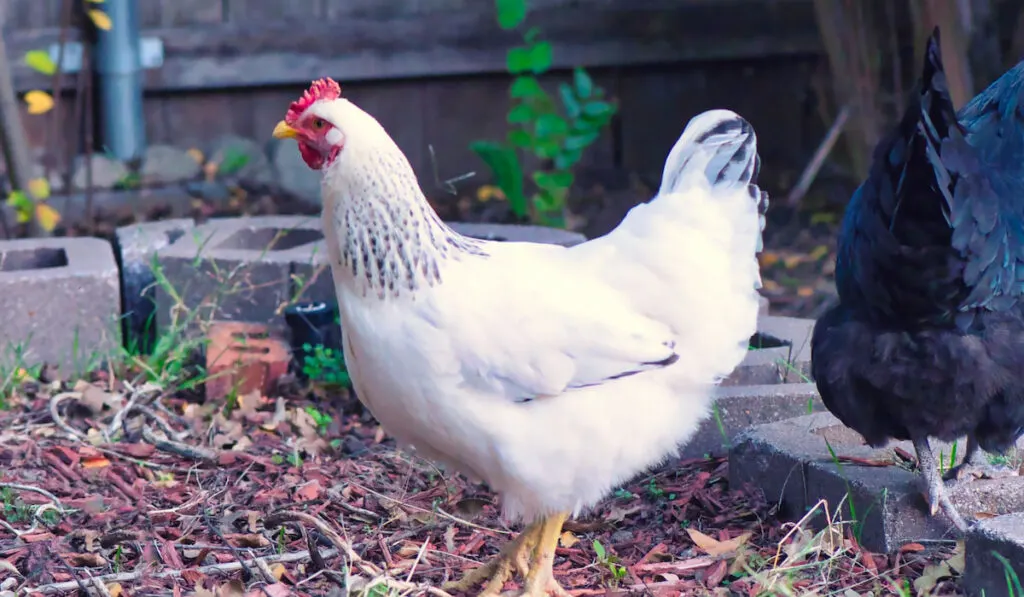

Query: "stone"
<box><xmin>723</xmin><ymin>315</ymin><xmax>814</xmax><ymax>386</ymax></box>
<box><xmin>0</xmin><ymin>237</ymin><xmax>121</xmax><ymax>372</ymax></box>
<box><xmin>71</xmin><ymin>154</ymin><xmax>130</xmax><ymax>191</ymax></box>
<box><xmin>683</xmin><ymin>382</ymin><xmax>822</xmax><ymax>459</ymax></box>
<box><xmin>155</xmin><ymin>216</ymin><xmax>324</xmax><ymax>335</ymax></box>
<box><xmin>730</xmin><ymin>412</ymin><xmax>1024</xmax><ymax>553</ymax></box>
<box><xmin>964</xmin><ymin>512</ymin><xmax>1024</xmax><ymax>597</ymax></box>
<box><xmin>207</xmin><ymin>134</ymin><xmax>274</xmax><ymax>187</ymax></box>
<box><xmin>185</xmin><ymin>180</ymin><xmax>231</xmax><ymax>203</ymax></box>
<box><xmin>114</xmin><ymin>218</ymin><xmax>196</xmax><ymax>353</ymax></box>
<box><xmin>142</xmin><ymin>144</ymin><xmax>202</xmax><ymax>186</ymax></box>
<box><xmin>205</xmin><ymin>321</ymin><xmax>290</xmax><ymax>401</ymax></box>
<box><xmin>271</xmin><ymin>139</ymin><xmax>321</xmax><ymax>207</ymax></box>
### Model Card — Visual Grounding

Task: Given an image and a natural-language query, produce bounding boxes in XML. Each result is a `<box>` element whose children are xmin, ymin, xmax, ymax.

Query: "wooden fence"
<box><xmin>2</xmin><ymin>0</ymin><xmax>826</xmax><ymax>196</ymax></box>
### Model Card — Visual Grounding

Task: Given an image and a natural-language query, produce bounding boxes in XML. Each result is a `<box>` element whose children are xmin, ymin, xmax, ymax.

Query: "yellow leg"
<box><xmin>519</xmin><ymin>512</ymin><xmax>572</xmax><ymax>597</ymax></box>
<box><xmin>443</xmin><ymin>522</ymin><xmax>542</xmax><ymax>595</ymax></box>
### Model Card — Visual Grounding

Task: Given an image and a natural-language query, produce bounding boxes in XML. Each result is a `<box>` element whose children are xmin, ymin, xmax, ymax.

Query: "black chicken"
<box><xmin>811</xmin><ymin>28</ymin><xmax>1024</xmax><ymax>532</ymax></box>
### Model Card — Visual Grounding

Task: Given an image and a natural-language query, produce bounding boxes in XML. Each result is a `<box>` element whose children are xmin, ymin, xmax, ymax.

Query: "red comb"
<box><xmin>285</xmin><ymin>78</ymin><xmax>342</xmax><ymax>124</ymax></box>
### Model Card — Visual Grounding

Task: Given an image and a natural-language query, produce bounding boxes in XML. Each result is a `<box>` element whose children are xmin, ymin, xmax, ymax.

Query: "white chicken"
<box><xmin>272</xmin><ymin>78</ymin><xmax>768</xmax><ymax>597</ymax></box>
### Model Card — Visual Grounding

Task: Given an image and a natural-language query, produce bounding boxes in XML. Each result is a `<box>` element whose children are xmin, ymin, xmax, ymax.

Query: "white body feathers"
<box><xmin>310</xmin><ymin>99</ymin><xmax>767</xmax><ymax>522</ymax></box>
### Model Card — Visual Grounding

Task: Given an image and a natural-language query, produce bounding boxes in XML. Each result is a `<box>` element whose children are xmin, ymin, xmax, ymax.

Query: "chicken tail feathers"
<box><xmin>659</xmin><ymin>110</ymin><xmax>769</xmax><ymax>253</ymax></box>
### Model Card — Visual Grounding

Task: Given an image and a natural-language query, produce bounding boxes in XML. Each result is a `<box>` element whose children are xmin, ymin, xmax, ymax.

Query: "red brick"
<box><xmin>205</xmin><ymin>321</ymin><xmax>290</xmax><ymax>401</ymax></box>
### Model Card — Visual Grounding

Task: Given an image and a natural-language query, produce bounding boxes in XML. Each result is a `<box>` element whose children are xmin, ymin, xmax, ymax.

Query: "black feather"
<box><xmin>812</xmin><ymin>27</ymin><xmax>1024</xmax><ymax>456</ymax></box>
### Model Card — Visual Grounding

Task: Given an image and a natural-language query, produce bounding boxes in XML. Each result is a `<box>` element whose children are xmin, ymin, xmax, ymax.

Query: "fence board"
<box><xmin>6</xmin><ymin>0</ymin><xmax>820</xmax><ymax>93</ymax></box>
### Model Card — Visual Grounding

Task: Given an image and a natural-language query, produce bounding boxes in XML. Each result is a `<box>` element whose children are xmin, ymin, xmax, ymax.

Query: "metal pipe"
<box><xmin>94</xmin><ymin>0</ymin><xmax>146</xmax><ymax>161</ymax></box>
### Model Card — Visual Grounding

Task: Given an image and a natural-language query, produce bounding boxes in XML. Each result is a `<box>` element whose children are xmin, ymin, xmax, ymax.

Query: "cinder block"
<box><xmin>0</xmin><ymin>237</ymin><xmax>120</xmax><ymax>371</ymax></box>
<box><xmin>115</xmin><ymin>218</ymin><xmax>196</xmax><ymax>353</ymax></box>
<box><xmin>684</xmin><ymin>382</ymin><xmax>822</xmax><ymax>459</ymax></box>
<box><xmin>730</xmin><ymin>413</ymin><xmax>1024</xmax><ymax>553</ymax></box>
<box><xmin>155</xmin><ymin>216</ymin><xmax>323</xmax><ymax>334</ymax></box>
<box><xmin>964</xmin><ymin>513</ymin><xmax>1024</xmax><ymax>597</ymax></box>
<box><xmin>723</xmin><ymin>315</ymin><xmax>814</xmax><ymax>386</ymax></box>
<box><xmin>205</xmin><ymin>321</ymin><xmax>290</xmax><ymax>401</ymax></box>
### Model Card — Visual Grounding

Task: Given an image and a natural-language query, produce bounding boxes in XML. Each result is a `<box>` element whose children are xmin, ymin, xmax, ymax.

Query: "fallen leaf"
<box><xmin>87</xmin><ymin>9</ymin><xmax>112</xmax><ymax>30</ymax></box>
<box><xmin>759</xmin><ymin>252</ymin><xmax>780</xmax><ymax>267</ymax></box>
<box><xmin>107</xmin><ymin>584</ymin><xmax>123</xmax><ymax>597</ymax></box>
<box><xmin>187</xmin><ymin>148</ymin><xmax>205</xmax><ymax>164</ymax></box>
<box><xmin>294</xmin><ymin>480</ymin><xmax>322</xmax><ymax>501</ymax></box>
<box><xmin>226</xmin><ymin>534</ymin><xmax>269</xmax><ymax>548</ymax></box>
<box><xmin>23</xmin><ymin>90</ymin><xmax>54</xmax><ymax>115</ymax></box>
<box><xmin>27</xmin><ymin>177</ymin><xmax>50</xmax><ymax>200</ymax></box>
<box><xmin>216</xmin><ymin>579</ymin><xmax>246</xmax><ymax>597</ymax></box>
<box><xmin>796</xmin><ymin>286</ymin><xmax>815</xmax><ymax>297</ymax></box>
<box><xmin>685</xmin><ymin>528</ymin><xmax>751</xmax><ymax>557</ymax></box>
<box><xmin>559</xmin><ymin>530</ymin><xmax>579</xmax><ymax>548</ymax></box>
<box><xmin>68</xmin><ymin>552</ymin><xmax>106</xmax><ymax>567</ymax></box>
<box><xmin>947</xmin><ymin>541</ymin><xmax>965</xmax><ymax>574</ymax></box>
<box><xmin>809</xmin><ymin>245</ymin><xmax>830</xmax><ymax>261</ymax></box>
<box><xmin>81</xmin><ymin>456</ymin><xmax>111</xmax><ymax>469</ymax></box>
<box><xmin>900</xmin><ymin>542</ymin><xmax>926</xmax><ymax>553</ymax></box>
<box><xmin>913</xmin><ymin>560</ymin><xmax>951</xmax><ymax>596</ymax></box>
<box><xmin>24</xmin><ymin>50</ymin><xmax>57</xmax><ymax>76</ymax></box>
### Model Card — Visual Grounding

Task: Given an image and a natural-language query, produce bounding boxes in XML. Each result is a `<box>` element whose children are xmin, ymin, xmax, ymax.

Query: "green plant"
<box><xmin>300</xmin><ymin>343</ymin><xmax>351</xmax><ymax>389</ymax></box>
<box><xmin>304</xmin><ymin>405</ymin><xmax>334</xmax><ymax>435</ymax></box>
<box><xmin>471</xmin><ymin>0</ymin><xmax>616</xmax><ymax>228</ymax></box>
<box><xmin>592</xmin><ymin>539</ymin><xmax>628</xmax><ymax>588</ymax></box>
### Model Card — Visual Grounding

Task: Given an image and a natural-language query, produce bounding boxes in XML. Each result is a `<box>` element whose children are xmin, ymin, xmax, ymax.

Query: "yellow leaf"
<box><xmin>809</xmin><ymin>245</ymin><xmax>830</xmax><ymax>261</ymax></box>
<box><xmin>759</xmin><ymin>252</ymin><xmax>779</xmax><ymax>267</ymax></box>
<box><xmin>35</xmin><ymin>203</ymin><xmax>61</xmax><ymax>232</ymax></box>
<box><xmin>88</xmin><ymin>9</ymin><xmax>112</xmax><ymax>30</ymax></box>
<box><xmin>186</xmin><ymin>148</ymin><xmax>205</xmax><ymax>164</ymax></box>
<box><xmin>27</xmin><ymin>177</ymin><xmax>50</xmax><ymax>200</ymax></box>
<box><xmin>270</xmin><ymin>563</ymin><xmax>286</xmax><ymax>580</ymax></box>
<box><xmin>559</xmin><ymin>531</ymin><xmax>579</xmax><ymax>548</ymax></box>
<box><xmin>685</xmin><ymin>528</ymin><xmax>751</xmax><ymax>557</ymax></box>
<box><xmin>14</xmin><ymin>208</ymin><xmax>30</xmax><ymax>224</ymax></box>
<box><xmin>796</xmin><ymin>286</ymin><xmax>815</xmax><ymax>297</ymax></box>
<box><xmin>23</xmin><ymin>90</ymin><xmax>54</xmax><ymax>115</ymax></box>
<box><xmin>782</xmin><ymin>254</ymin><xmax>804</xmax><ymax>269</ymax></box>
<box><xmin>476</xmin><ymin>185</ymin><xmax>505</xmax><ymax>203</ymax></box>
<box><xmin>107</xmin><ymin>583</ymin><xmax>123</xmax><ymax>597</ymax></box>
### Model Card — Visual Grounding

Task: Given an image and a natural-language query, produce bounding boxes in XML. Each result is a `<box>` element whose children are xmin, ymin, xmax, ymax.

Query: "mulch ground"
<box><xmin>0</xmin><ymin>364</ymin><xmax>962</xmax><ymax>597</ymax></box>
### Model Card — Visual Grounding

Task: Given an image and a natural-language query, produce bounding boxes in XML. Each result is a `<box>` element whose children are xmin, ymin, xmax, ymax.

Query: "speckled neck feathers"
<box><xmin>323</xmin><ymin>143</ymin><xmax>487</xmax><ymax>300</ymax></box>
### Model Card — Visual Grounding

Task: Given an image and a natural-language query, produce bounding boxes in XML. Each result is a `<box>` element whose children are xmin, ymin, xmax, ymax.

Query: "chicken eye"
<box><xmin>311</xmin><ymin>118</ymin><xmax>326</xmax><ymax>130</ymax></box>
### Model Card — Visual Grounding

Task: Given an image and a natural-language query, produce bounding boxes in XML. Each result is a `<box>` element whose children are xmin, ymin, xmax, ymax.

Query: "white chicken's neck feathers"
<box><xmin>318</xmin><ymin>106</ymin><xmax>487</xmax><ymax>299</ymax></box>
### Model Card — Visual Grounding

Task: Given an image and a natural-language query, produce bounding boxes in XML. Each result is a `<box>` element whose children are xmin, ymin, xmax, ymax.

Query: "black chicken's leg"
<box><xmin>942</xmin><ymin>433</ymin><xmax>1017</xmax><ymax>483</ymax></box>
<box><xmin>912</xmin><ymin>437</ymin><xmax>969</xmax><ymax>532</ymax></box>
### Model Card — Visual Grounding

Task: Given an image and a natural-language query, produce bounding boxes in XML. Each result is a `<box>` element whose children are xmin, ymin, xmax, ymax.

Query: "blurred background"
<box><xmin>0</xmin><ymin>0</ymin><xmax>1021</xmax><ymax>319</ymax></box>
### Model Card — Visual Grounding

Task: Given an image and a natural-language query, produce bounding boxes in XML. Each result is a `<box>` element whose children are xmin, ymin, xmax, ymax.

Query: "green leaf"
<box><xmin>564</xmin><ymin>131</ymin><xmax>599</xmax><ymax>151</ymax></box>
<box><xmin>24</xmin><ymin>50</ymin><xmax>57</xmax><ymax>76</ymax></box>
<box><xmin>523</xmin><ymin>26</ymin><xmax>541</xmax><ymax>43</ymax></box>
<box><xmin>554</xmin><ymin>148</ymin><xmax>583</xmax><ymax>170</ymax></box>
<box><xmin>506</xmin><ymin>47</ymin><xmax>533</xmax><ymax>74</ymax></box>
<box><xmin>218</xmin><ymin>148</ymin><xmax>251</xmax><ymax>175</ymax></box>
<box><xmin>528</xmin><ymin>41</ymin><xmax>553</xmax><ymax>74</ymax></box>
<box><xmin>507</xmin><ymin>129</ymin><xmax>532</xmax><ymax>148</ymax></box>
<box><xmin>469</xmin><ymin>141</ymin><xmax>528</xmax><ymax>217</ymax></box>
<box><xmin>573</xmin><ymin>68</ymin><xmax>594</xmax><ymax>98</ymax></box>
<box><xmin>495</xmin><ymin>0</ymin><xmax>527</xmax><ymax>29</ymax></box>
<box><xmin>534</xmin><ymin>113</ymin><xmax>568</xmax><ymax>139</ymax></box>
<box><xmin>593</xmin><ymin>540</ymin><xmax>606</xmax><ymax>560</ymax></box>
<box><xmin>533</xmin><ymin>140</ymin><xmax>559</xmax><ymax>159</ymax></box>
<box><xmin>510</xmin><ymin>76</ymin><xmax>544</xmax><ymax>100</ymax></box>
<box><xmin>507</xmin><ymin>103</ymin><xmax>534</xmax><ymax>124</ymax></box>
<box><xmin>532</xmin><ymin>170</ymin><xmax>574</xmax><ymax>192</ymax></box>
<box><xmin>582</xmin><ymin>100</ymin><xmax>615</xmax><ymax>121</ymax></box>
<box><xmin>558</xmin><ymin>83</ymin><xmax>580</xmax><ymax>119</ymax></box>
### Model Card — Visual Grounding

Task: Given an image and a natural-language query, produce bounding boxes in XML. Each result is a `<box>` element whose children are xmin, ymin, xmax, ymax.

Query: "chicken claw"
<box><xmin>520</xmin><ymin>512</ymin><xmax>572</xmax><ymax>597</ymax></box>
<box><xmin>942</xmin><ymin>435</ymin><xmax>1018</xmax><ymax>484</ymax></box>
<box><xmin>444</xmin><ymin>522</ymin><xmax>540</xmax><ymax>596</ymax></box>
<box><xmin>913</xmin><ymin>437</ymin><xmax>969</xmax><ymax>532</ymax></box>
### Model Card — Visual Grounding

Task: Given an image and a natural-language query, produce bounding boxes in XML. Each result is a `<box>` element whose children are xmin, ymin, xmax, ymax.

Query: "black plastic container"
<box><xmin>284</xmin><ymin>301</ymin><xmax>343</xmax><ymax>376</ymax></box>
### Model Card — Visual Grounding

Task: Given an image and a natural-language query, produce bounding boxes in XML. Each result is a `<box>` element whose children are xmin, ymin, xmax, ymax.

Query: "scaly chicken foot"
<box><xmin>942</xmin><ymin>434</ymin><xmax>1018</xmax><ymax>484</ymax></box>
<box><xmin>913</xmin><ymin>437</ymin><xmax>969</xmax><ymax>532</ymax></box>
<box><xmin>443</xmin><ymin>522</ymin><xmax>541</xmax><ymax>596</ymax></box>
<box><xmin>519</xmin><ymin>511</ymin><xmax>572</xmax><ymax>597</ymax></box>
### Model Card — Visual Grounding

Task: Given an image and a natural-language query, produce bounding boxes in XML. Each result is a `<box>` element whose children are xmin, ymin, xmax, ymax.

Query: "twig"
<box><xmin>346</xmin><ymin>483</ymin><xmax>511</xmax><ymax>536</ymax></box>
<box><xmin>0</xmin><ymin>482</ymin><xmax>65</xmax><ymax>513</ymax></box>
<box><xmin>49</xmin><ymin>391</ymin><xmax>89</xmax><ymax>441</ymax></box>
<box><xmin>785</xmin><ymin>103</ymin><xmax>851</xmax><ymax>208</ymax></box>
<box><xmin>20</xmin><ymin>548</ymin><xmax>341</xmax><ymax>595</ymax></box>
<box><xmin>141</xmin><ymin>424</ymin><xmax>218</xmax><ymax>463</ymax></box>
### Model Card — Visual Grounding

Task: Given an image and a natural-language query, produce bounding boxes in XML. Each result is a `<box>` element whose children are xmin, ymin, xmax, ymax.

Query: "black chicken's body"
<box><xmin>811</xmin><ymin>29</ymin><xmax>1024</xmax><ymax>531</ymax></box>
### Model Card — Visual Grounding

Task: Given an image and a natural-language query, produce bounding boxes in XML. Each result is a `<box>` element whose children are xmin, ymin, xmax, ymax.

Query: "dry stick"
<box><xmin>785</xmin><ymin>103</ymin><xmax>851</xmax><ymax>208</ymax></box>
<box><xmin>21</xmin><ymin>548</ymin><xmax>341</xmax><ymax>595</ymax></box>
<box><xmin>141</xmin><ymin>425</ymin><xmax>219</xmax><ymax>463</ymax></box>
<box><xmin>49</xmin><ymin>391</ymin><xmax>89</xmax><ymax>441</ymax></box>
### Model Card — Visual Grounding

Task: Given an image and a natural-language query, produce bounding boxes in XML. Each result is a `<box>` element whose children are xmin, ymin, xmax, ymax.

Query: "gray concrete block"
<box><xmin>115</xmin><ymin>218</ymin><xmax>196</xmax><ymax>352</ymax></box>
<box><xmin>448</xmin><ymin>222</ymin><xmax>587</xmax><ymax>247</ymax></box>
<box><xmin>0</xmin><ymin>237</ymin><xmax>121</xmax><ymax>371</ymax></box>
<box><xmin>964</xmin><ymin>512</ymin><xmax>1024</xmax><ymax>597</ymax></box>
<box><xmin>685</xmin><ymin>382</ymin><xmax>822</xmax><ymax>459</ymax></box>
<box><xmin>723</xmin><ymin>315</ymin><xmax>813</xmax><ymax>386</ymax></box>
<box><xmin>731</xmin><ymin>413</ymin><xmax>1024</xmax><ymax>553</ymax></box>
<box><xmin>155</xmin><ymin>215</ymin><xmax>323</xmax><ymax>334</ymax></box>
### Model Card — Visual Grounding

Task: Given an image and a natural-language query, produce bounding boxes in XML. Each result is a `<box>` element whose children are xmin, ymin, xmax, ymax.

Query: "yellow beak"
<box><xmin>272</xmin><ymin>120</ymin><xmax>298</xmax><ymax>139</ymax></box>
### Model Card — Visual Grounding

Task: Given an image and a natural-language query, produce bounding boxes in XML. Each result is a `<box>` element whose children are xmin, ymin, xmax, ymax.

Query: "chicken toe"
<box><xmin>519</xmin><ymin>512</ymin><xmax>572</xmax><ymax>597</ymax></box>
<box><xmin>443</xmin><ymin>522</ymin><xmax>540</xmax><ymax>595</ymax></box>
<box><xmin>914</xmin><ymin>437</ymin><xmax>969</xmax><ymax>532</ymax></box>
<box><xmin>942</xmin><ymin>435</ymin><xmax>1017</xmax><ymax>483</ymax></box>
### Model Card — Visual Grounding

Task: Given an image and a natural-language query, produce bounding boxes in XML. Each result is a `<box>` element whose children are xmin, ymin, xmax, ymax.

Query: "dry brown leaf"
<box><xmin>107</xmin><ymin>583</ymin><xmax>123</xmax><ymax>597</ymax></box>
<box><xmin>559</xmin><ymin>530</ymin><xmax>579</xmax><ymax>548</ymax></box>
<box><xmin>685</xmin><ymin>528</ymin><xmax>751</xmax><ymax>557</ymax></box>
<box><xmin>68</xmin><ymin>552</ymin><xmax>106</xmax><ymax>567</ymax></box>
<box><xmin>759</xmin><ymin>252</ymin><xmax>780</xmax><ymax>267</ymax></box>
<box><xmin>269</xmin><ymin>564</ymin><xmax>286</xmax><ymax>581</ymax></box>
<box><xmin>216</xmin><ymin>579</ymin><xmax>246</xmax><ymax>597</ymax></box>
<box><xmin>796</xmin><ymin>286</ymin><xmax>815</xmax><ymax>297</ymax></box>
